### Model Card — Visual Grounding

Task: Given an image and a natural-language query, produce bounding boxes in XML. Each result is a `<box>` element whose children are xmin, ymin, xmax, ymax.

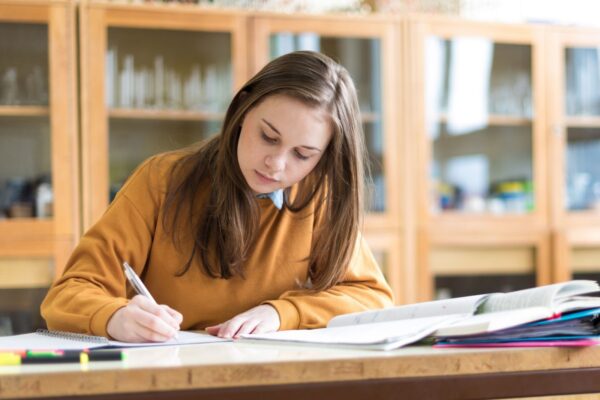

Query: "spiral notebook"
<box><xmin>0</xmin><ymin>329</ymin><xmax>229</xmax><ymax>350</ymax></box>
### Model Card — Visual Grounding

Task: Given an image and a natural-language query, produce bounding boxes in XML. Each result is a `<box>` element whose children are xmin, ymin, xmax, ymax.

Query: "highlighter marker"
<box><xmin>0</xmin><ymin>350</ymin><xmax>124</xmax><ymax>366</ymax></box>
<box><xmin>0</xmin><ymin>353</ymin><xmax>21</xmax><ymax>366</ymax></box>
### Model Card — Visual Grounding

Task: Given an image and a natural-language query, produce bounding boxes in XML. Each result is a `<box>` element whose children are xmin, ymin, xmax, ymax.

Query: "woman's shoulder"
<box><xmin>118</xmin><ymin>147</ymin><xmax>197</xmax><ymax>200</ymax></box>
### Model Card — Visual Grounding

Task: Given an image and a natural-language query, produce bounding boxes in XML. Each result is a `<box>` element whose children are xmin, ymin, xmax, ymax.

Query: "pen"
<box><xmin>0</xmin><ymin>350</ymin><xmax>124</xmax><ymax>366</ymax></box>
<box><xmin>122</xmin><ymin>261</ymin><xmax>179</xmax><ymax>341</ymax></box>
<box><xmin>122</xmin><ymin>261</ymin><xmax>156</xmax><ymax>303</ymax></box>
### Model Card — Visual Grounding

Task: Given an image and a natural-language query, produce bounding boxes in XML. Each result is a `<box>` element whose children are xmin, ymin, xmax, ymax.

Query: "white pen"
<box><xmin>122</xmin><ymin>261</ymin><xmax>156</xmax><ymax>303</ymax></box>
<box><xmin>122</xmin><ymin>261</ymin><xmax>179</xmax><ymax>341</ymax></box>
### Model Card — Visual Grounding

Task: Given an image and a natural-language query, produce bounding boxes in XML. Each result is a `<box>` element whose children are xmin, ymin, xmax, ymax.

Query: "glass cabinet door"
<box><xmin>0</xmin><ymin>23</ymin><xmax>50</xmax><ymax>221</ymax></box>
<box><xmin>82</xmin><ymin>4</ymin><xmax>247</xmax><ymax>227</ymax></box>
<box><xmin>425</xmin><ymin>38</ymin><xmax>535</xmax><ymax>216</ymax></box>
<box><xmin>563</xmin><ymin>46</ymin><xmax>600</xmax><ymax>213</ymax></box>
<box><xmin>106</xmin><ymin>28</ymin><xmax>231</xmax><ymax>200</ymax></box>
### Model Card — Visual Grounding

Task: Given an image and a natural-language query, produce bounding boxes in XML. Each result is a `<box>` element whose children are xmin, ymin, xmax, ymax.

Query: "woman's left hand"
<box><xmin>205</xmin><ymin>304</ymin><xmax>281</xmax><ymax>339</ymax></box>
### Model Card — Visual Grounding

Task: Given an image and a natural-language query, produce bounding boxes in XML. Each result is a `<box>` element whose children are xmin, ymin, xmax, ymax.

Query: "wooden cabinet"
<box><xmin>250</xmin><ymin>13</ymin><xmax>410</xmax><ymax>301</ymax></box>
<box><xmin>0</xmin><ymin>0</ymin><xmax>78</xmax><ymax>287</ymax></box>
<box><xmin>547</xmin><ymin>26</ymin><xmax>600</xmax><ymax>283</ymax></box>
<box><xmin>407</xmin><ymin>15</ymin><xmax>551</xmax><ymax>300</ymax></box>
<box><xmin>79</xmin><ymin>1</ymin><xmax>249</xmax><ymax>228</ymax></box>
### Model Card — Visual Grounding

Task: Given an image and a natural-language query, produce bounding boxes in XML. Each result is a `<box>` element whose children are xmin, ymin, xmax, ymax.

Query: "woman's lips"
<box><xmin>255</xmin><ymin>170</ymin><xmax>279</xmax><ymax>184</ymax></box>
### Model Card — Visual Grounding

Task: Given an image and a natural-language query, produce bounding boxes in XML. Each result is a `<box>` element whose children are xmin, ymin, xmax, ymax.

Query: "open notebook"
<box><xmin>0</xmin><ymin>329</ymin><xmax>229</xmax><ymax>350</ymax></box>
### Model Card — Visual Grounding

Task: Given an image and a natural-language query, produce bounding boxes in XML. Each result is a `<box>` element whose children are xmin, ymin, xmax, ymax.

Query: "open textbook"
<box><xmin>0</xmin><ymin>329</ymin><xmax>229</xmax><ymax>351</ymax></box>
<box><xmin>241</xmin><ymin>280</ymin><xmax>600</xmax><ymax>351</ymax></box>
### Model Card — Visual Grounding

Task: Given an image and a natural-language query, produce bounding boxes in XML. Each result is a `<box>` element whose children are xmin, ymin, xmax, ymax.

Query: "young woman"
<box><xmin>41</xmin><ymin>51</ymin><xmax>394</xmax><ymax>343</ymax></box>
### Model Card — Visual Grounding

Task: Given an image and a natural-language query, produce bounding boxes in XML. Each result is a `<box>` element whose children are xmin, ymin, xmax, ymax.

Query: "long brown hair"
<box><xmin>163</xmin><ymin>50</ymin><xmax>370</xmax><ymax>291</ymax></box>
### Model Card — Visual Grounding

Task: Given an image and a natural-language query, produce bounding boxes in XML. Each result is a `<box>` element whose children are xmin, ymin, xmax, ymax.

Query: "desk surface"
<box><xmin>3</xmin><ymin>341</ymin><xmax>600</xmax><ymax>399</ymax></box>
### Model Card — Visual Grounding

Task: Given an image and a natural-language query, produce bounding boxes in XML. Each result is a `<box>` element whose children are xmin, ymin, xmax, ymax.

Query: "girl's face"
<box><xmin>237</xmin><ymin>94</ymin><xmax>333</xmax><ymax>194</ymax></box>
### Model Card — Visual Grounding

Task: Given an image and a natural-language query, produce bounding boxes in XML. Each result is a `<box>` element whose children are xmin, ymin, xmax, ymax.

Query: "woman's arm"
<box><xmin>41</xmin><ymin>156</ymin><xmax>181</xmax><ymax>340</ymax></box>
<box><xmin>263</xmin><ymin>235</ymin><xmax>394</xmax><ymax>330</ymax></box>
<box><xmin>207</xmin><ymin>235</ymin><xmax>393</xmax><ymax>337</ymax></box>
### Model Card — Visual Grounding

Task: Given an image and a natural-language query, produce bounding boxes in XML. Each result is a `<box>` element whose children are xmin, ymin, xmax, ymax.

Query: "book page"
<box><xmin>243</xmin><ymin>314</ymin><xmax>467</xmax><ymax>351</ymax></box>
<box><xmin>327</xmin><ymin>294</ymin><xmax>489</xmax><ymax>328</ymax></box>
<box><xmin>554</xmin><ymin>297</ymin><xmax>600</xmax><ymax>313</ymax></box>
<box><xmin>480</xmin><ymin>280</ymin><xmax>600</xmax><ymax>314</ymax></box>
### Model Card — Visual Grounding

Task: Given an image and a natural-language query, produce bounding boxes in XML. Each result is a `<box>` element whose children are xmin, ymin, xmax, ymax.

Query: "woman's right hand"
<box><xmin>106</xmin><ymin>295</ymin><xmax>183</xmax><ymax>342</ymax></box>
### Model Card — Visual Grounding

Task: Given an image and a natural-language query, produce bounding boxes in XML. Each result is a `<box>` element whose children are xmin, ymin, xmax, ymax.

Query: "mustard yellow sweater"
<box><xmin>41</xmin><ymin>150</ymin><xmax>394</xmax><ymax>337</ymax></box>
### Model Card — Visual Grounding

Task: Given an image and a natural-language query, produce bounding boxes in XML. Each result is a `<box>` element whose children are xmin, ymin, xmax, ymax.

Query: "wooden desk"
<box><xmin>2</xmin><ymin>342</ymin><xmax>600</xmax><ymax>400</ymax></box>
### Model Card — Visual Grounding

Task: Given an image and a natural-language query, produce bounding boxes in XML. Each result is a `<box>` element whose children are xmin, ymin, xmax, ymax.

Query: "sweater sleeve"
<box><xmin>264</xmin><ymin>235</ymin><xmax>395</xmax><ymax>330</ymax></box>
<box><xmin>41</xmin><ymin>156</ymin><xmax>164</xmax><ymax>337</ymax></box>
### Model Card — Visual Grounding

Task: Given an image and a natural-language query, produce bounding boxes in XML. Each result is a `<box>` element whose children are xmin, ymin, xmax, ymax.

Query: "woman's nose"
<box><xmin>265</xmin><ymin>153</ymin><xmax>285</xmax><ymax>172</ymax></box>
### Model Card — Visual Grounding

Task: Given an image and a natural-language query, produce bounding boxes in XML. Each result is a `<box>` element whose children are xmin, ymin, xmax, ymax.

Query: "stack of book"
<box><xmin>241</xmin><ymin>280</ymin><xmax>600</xmax><ymax>350</ymax></box>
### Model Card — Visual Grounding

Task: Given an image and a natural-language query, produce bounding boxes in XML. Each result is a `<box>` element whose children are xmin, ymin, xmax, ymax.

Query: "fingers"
<box><xmin>164</xmin><ymin>305</ymin><xmax>184</xmax><ymax>325</ymax></box>
<box><xmin>208</xmin><ymin>305</ymin><xmax>281</xmax><ymax>339</ymax></box>
<box><xmin>251</xmin><ymin>322</ymin><xmax>273</xmax><ymax>335</ymax></box>
<box><xmin>205</xmin><ymin>324</ymin><xmax>221</xmax><ymax>336</ymax></box>
<box><xmin>234</xmin><ymin>319</ymin><xmax>260</xmax><ymax>338</ymax></box>
<box><xmin>217</xmin><ymin>316</ymin><xmax>245</xmax><ymax>339</ymax></box>
<box><xmin>131</xmin><ymin>295</ymin><xmax>180</xmax><ymax>330</ymax></box>
<box><xmin>132</xmin><ymin>307</ymin><xmax>177</xmax><ymax>341</ymax></box>
<box><xmin>125</xmin><ymin>296</ymin><xmax>181</xmax><ymax>341</ymax></box>
<box><xmin>107</xmin><ymin>305</ymin><xmax>170</xmax><ymax>343</ymax></box>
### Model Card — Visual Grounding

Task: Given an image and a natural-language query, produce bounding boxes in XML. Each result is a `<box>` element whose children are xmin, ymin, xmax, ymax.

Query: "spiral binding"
<box><xmin>36</xmin><ymin>329</ymin><xmax>110</xmax><ymax>344</ymax></box>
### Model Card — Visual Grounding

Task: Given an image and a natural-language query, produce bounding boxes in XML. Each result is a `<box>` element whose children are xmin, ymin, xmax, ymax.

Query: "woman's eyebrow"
<box><xmin>262</xmin><ymin>118</ymin><xmax>281</xmax><ymax>136</ymax></box>
<box><xmin>261</xmin><ymin>118</ymin><xmax>323</xmax><ymax>152</ymax></box>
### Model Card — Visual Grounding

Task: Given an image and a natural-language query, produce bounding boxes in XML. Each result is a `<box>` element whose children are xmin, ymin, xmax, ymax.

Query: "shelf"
<box><xmin>438</xmin><ymin>113</ymin><xmax>532</xmax><ymax>127</ymax></box>
<box><xmin>0</xmin><ymin>219</ymin><xmax>53</xmax><ymax>237</ymax></box>
<box><xmin>109</xmin><ymin>108</ymin><xmax>225</xmax><ymax>121</ymax></box>
<box><xmin>565</xmin><ymin>116</ymin><xmax>600</xmax><ymax>128</ymax></box>
<box><xmin>0</xmin><ymin>106</ymin><xmax>49</xmax><ymax>117</ymax></box>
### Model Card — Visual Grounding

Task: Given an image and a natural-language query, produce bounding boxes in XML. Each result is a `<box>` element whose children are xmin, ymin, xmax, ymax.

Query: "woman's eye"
<box><xmin>295</xmin><ymin>150</ymin><xmax>309</xmax><ymax>161</ymax></box>
<box><xmin>261</xmin><ymin>132</ymin><xmax>277</xmax><ymax>143</ymax></box>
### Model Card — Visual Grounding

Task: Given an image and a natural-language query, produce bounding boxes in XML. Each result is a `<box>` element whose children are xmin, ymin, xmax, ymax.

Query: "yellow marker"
<box><xmin>79</xmin><ymin>352</ymin><xmax>89</xmax><ymax>364</ymax></box>
<box><xmin>0</xmin><ymin>353</ymin><xmax>21</xmax><ymax>366</ymax></box>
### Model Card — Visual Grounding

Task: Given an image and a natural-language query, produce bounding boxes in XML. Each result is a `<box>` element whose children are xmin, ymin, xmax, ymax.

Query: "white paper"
<box><xmin>0</xmin><ymin>330</ymin><xmax>228</xmax><ymax>351</ymax></box>
<box><xmin>243</xmin><ymin>315</ymin><xmax>466</xmax><ymax>351</ymax></box>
